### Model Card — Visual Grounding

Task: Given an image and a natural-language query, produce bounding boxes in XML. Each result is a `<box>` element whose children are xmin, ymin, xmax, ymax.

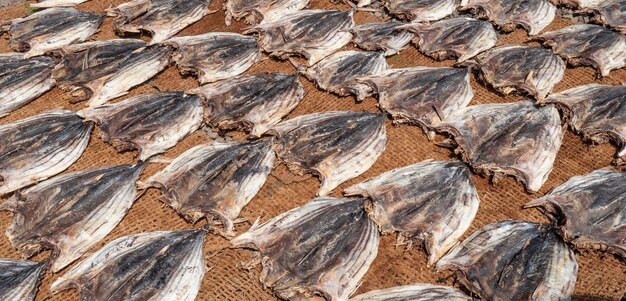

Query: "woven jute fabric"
<box><xmin>0</xmin><ymin>1</ymin><xmax>625</xmax><ymax>300</ymax></box>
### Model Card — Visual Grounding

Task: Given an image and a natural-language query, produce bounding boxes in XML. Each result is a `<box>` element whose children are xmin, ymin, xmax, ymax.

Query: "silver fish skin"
<box><xmin>349</xmin><ymin>283</ymin><xmax>472</xmax><ymax>301</ymax></box>
<box><xmin>386</xmin><ymin>0</ymin><xmax>464</xmax><ymax>22</ymax></box>
<box><xmin>582</xmin><ymin>0</ymin><xmax>626</xmax><ymax>34</ymax></box>
<box><xmin>462</xmin><ymin>0</ymin><xmax>556</xmax><ymax>35</ymax></box>
<box><xmin>0</xmin><ymin>53</ymin><xmax>56</xmax><ymax>118</ymax></box>
<box><xmin>348</xmin><ymin>21</ymin><xmax>414</xmax><ymax>56</ymax></box>
<box><xmin>224</xmin><ymin>0</ymin><xmax>309</xmax><ymax>25</ymax></box>
<box><xmin>232</xmin><ymin>197</ymin><xmax>379</xmax><ymax>301</ymax></box>
<box><xmin>0</xmin><ymin>164</ymin><xmax>145</xmax><ymax>272</ymax></box>
<box><xmin>0</xmin><ymin>110</ymin><xmax>93</xmax><ymax>196</ymax></box>
<box><xmin>50</xmin><ymin>229</ymin><xmax>207</xmax><ymax>301</ymax></box>
<box><xmin>0</xmin><ymin>7</ymin><xmax>103</xmax><ymax>58</ymax></box>
<box><xmin>0</xmin><ymin>259</ymin><xmax>47</xmax><ymax>301</ymax></box>
<box><xmin>31</xmin><ymin>0</ymin><xmax>90</xmax><ymax>7</ymax></box>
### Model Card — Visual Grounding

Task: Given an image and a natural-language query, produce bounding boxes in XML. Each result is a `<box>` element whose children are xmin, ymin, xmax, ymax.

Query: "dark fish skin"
<box><xmin>386</xmin><ymin>0</ymin><xmax>462</xmax><ymax>22</ymax></box>
<box><xmin>348</xmin><ymin>21</ymin><xmax>414</xmax><ymax>56</ymax></box>
<box><xmin>349</xmin><ymin>283</ymin><xmax>472</xmax><ymax>301</ymax></box>
<box><xmin>462</xmin><ymin>0</ymin><xmax>556</xmax><ymax>35</ymax></box>
<box><xmin>526</xmin><ymin>168</ymin><xmax>626</xmax><ymax>259</ymax></box>
<box><xmin>582</xmin><ymin>0</ymin><xmax>626</xmax><ymax>34</ymax></box>
<box><xmin>0</xmin><ymin>259</ymin><xmax>47</xmax><ymax>301</ymax></box>
<box><xmin>437</xmin><ymin>220</ymin><xmax>578</xmax><ymax>301</ymax></box>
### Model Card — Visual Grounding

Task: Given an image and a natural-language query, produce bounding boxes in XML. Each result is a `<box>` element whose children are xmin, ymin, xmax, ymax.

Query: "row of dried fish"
<box><xmin>552</xmin><ymin>0</ymin><xmax>625</xmax><ymax>33</ymax></box>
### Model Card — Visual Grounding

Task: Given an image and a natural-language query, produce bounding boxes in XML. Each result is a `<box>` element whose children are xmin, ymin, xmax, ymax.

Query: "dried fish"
<box><xmin>437</xmin><ymin>220</ymin><xmax>578</xmax><ymax>300</ymax></box>
<box><xmin>462</xmin><ymin>0</ymin><xmax>556</xmax><ymax>35</ymax></box>
<box><xmin>0</xmin><ymin>259</ymin><xmax>47</xmax><ymax>301</ymax></box>
<box><xmin>549</xmin><ymin>0</ymin><xmax>604</xmax><ymax>8</ymax></box>
<box><xmin>78</xmin><ymin>91</ymin><xmax>203</xmax><ymax>161</ymax></box>
<box><xmin>526</xmin><ymin>168</ymin><xmax>626</xmax><ymax>259</ymax></box>
<box><xmin>51</xmin><ymin>229</ymin><xmax>207</xmax><ymax>300</ymax></box>
<box><xmin>269</xmin><ymin>111</ymin><xmax>387</xmax><ymax>196</ymax></box>
<box><xmin>31</xmin><ymin>0</ymin><xmax>90</xmax><ymax>7</ymax></box>
<box><xmin>224</xmin><ymin>0</ymin><xmax>309</xmax><ymax>25</ymax></box>
<box><xmin>348</xmin><ymin>21</ymin><xmax>414</xmax><ymax>56</ymax></box>
<box><xmin>462</xmin><ymin>45</ymin><xmax>565</xmax><ymax>100</ymax></box>
<box><xmin>0</xmin><ymin>164</ymin><xmax>144</xmax><ymax>272</ymax></box>
<box><xmin>542</xmin><ymin>84</ymin><xmax>626</xmax><ymax>163</ymax></box>
<box><xmin>402</xmin><ymin>17</ymin><xmax>497</xmax><ymax>62</ymax></box>
<box><xmin>52</xmin><ymin>39</ymin><xmax>172</xmax><ymax>107</ymax></box>
<box><xmin>349</xmin><ymin>283</ymin><xmax>472</xmax><ymax>301</ymax></box>
<box><xmin>535</xmin><ymin>24</ymin><xmax>626</xmax><ymax>77</ymax></box>
<box><xmin>245</xmin><ymin>9</ymin><xmax>355</xmax><ymax>65</ymax></box>
<box><xmin>191</xmin><ymin>73</ymin><xmax>304</xmax><ymax>136</ymax></box>
<box><xmin>232</xmin><ymin>197</ymin><xmax>379</xmax><ymax>301</ymax></box>
<box><xmin>300</xmin><ymin>51</ymin><xmax>388</xmax><ymax>101</ymax></box>
<box><xmin>0</xmin><ymin>110</ymin><xmax>92</xmax><ymax>196</ymax></box>
<box><xmin>0</xmin><ymin>53</ymin><xmax>56</xmax><ymax>118</ymax></box>
<box><xmin>0</xmin><ymin>8</ymin><xmax>103</xmax><ymax>58</ymax></box>
<box><xmin>145</xmin><ymin>139</ymin><xmax>274</xmax><ymax>236</ymax></box>
<box><xmin>386</xmin><ymin>0</ymin><xmax>462</xmax><ymax>22</ymax></box>
<box><xmin>107</xmin><ymin>0</ymin><xmax>213</xmax><ymax>44</ymax></box>
<box><xmin>165</xmin><ymin>32</ymin><xmax>261</xmax><ymax>84</ymax></box>
<box><xmin>582</xmin><ymin>0</ymin><xmax>626</xmax><ymax>34</ymax></box>
<box><xmin>436</xmin><ymin>101</ymin><xmax>563</xmax><ymax>193</ymax></box>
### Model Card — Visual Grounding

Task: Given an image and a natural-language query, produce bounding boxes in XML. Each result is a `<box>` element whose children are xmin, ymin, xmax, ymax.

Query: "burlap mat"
<box><xmin>0</xmin><ymin>1</ymin><xmax>625</xmax><ymax>300</ymax></box>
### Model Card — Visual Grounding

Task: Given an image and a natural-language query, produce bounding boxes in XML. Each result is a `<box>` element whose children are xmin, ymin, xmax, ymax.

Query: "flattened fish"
<box><xmin>224</xmin><ymin>0</ymin><xmax>309</xmax><ymax>25</ymax></box>
<box><xmin>0</xmin><ymin>53</ymin><xmax>56</xmax><ymax>118</ymax></box>
<box><xmin>437</xmin><ymin>220</ymin><xmax>578</xmax><ymax>300</ymax></box>
<box><xmin>542</xmin><ymin>84</ymin><xmax>626</xmax><ymax>163</ymax></box>
<box><xmin>0</xmin><ymin>8</ymin><xmax>103</xmax><ymax>58</ymax></box>
<box><xmin>145</xmin><ymin>139</ymin><xmax>274</xmax><ymax>236</ymax></box>
<box><xmin>0</xmin><ymin>259</ymin><xmax>47</xmax><ymax>301</ymax></box>
<box><xmin>349</xmin><ymin>283</ymin><xmax>471</xmax><ymax>301</ymax></box>
<box><xmin>535</xmin><ymin>24</ymin><xmax>626</xmax><ymax>77</ymax></box>
<box><xmin>191</xmin><ymin>73</ymin><xmax>304</xmax><ymax>136</ymax></box>
<box><xmin>549</xmin><ymin>0</ymin><xmax>603</xmax><ymax>8</ymax></box>
<box><xmin>462</xmin><ymin>45</ymin><xmax>565</xmax><ymax>100</ymax></box>
<box><xmin>52</xmin><ymin>39</ymin><xmax>172</xmax><ymax>107</ymax></box>
<box><xmin>436</xmin><ymin>101</ymin><xmax>563</xmax><ymax>193</ymax></box>
<box><xmin>31</xmin><ymin>0</ymin><xmax>90</xmax><ymax>7</ymax></box>
<box><xmin>348</xmin><ymin>21</ymin><xmax>414</xmax><ymax>56</ymax></box>
<box><xmin>231</xmin><ymin>197</ymin><xmax>379</xmax><ymax>301</ymax></box>
<box><xmin>0</xmin><ymin>110</ymin><xmax>92</xmax><ymax>196</ymax></box>
<box><xmin>344</xmin><ymin>160</ymin><xmax>479</xmax><ymax>265</ymax></box>
<box><xmin>526</xmin><ymin>168</ymin><xmax>626</xmax><ymax>259</ymax></box>
<box><xmin>386</xmin><ymin>0</ymin><xmax>462</xmax><ymax>22</ymax></box>
<box><xmin>300</xmin><ymin>51</ymin><xmax>388</xmax><ymax>101</ymax></box>
<box><xmin>165</xmin><ymin>32</ymin><xmax>261</xmax><ymax>84</ymax></box>
<box><xmin>245</xmin><ymin>9</ymin><xmax>354</xmax><ymax>65</ymax></box>
<box><xmin>78</xmin><ymin>91</ymin><xmax>203</xmax><ymax>161</ymax></box>
<box><xmin>402</xmin><ymin>17</ymin><xmax>497</xmax><ymax>62</ymax></box>
<box><xmin>582</xmin><ymin>0</ymin><xmax>626</xmax><ymax>34</ymax></box>
<box><xmin>462</xmin><ymin>0</ymin><xmax>556</xmax><ymax>35</ymax></box>
<box><xmin>51</xmin><ymin>229</ymin><xmax>207</xmax><ymax>301</ymax></box>
<box><xmin>269</xmin><ymin>111</ymin><xmax>387</xmax><ymax>196</ymax></box>
<box><xmin>0</xmin><ymin>164</ymin><xmax>144</xmax><ymax>272</ymax></box>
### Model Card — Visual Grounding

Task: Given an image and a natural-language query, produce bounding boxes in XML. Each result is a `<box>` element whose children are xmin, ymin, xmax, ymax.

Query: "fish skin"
<box><xmin>462</xmin><ymin>0</ymin><xmax>556</xmax><ymax>35</ymax></box>
<box><xmin>549</xmin><ymin>0</ymin><xmax>604</xmax><ymax>8</ymax></box>
<box><xmin>165</xmin><ymin>32</ymin><xmax>262</xmax><ymax>84</ymax></box>
<box><xmin>269</xmin><ymin>111</ymin><xmax>388</xmax><ymax>196</ymax></box>
<box><xmin>0</xmin><ymin>259</ymin><xmax>47</xmax><ymax>301</ymax></box>
<box><xmin>582</xmin><ymin>0</ymin><xmax>626</xmax><ymax>34</ymax></box>
<box><xmin>191</xmin><ymin>72</ymin><xmax>304</xmax><ymax>136</ymax></box>
<box><xmin>31</xmin><ymin>0</ymin><xmax>90</xmax><ymax>7</ymax></box>
<box><xmin>50</xmin><ymin>229</ymin><xmax>207</xmax><ymax>301</ymax></box>
<box><xmin>345</xmin><ymin>160</ymin><xmax>480</xmax><ymax>265</ymax></box>
<box><xmin>349</xmin><ymin>283</ymin><xmax>472</xmax><ymax>301</ymax></box>
<box><xmin>0</xmin><ymin>164</ymin><xmax>145</xmax><ymax>272</ymax></box>
<box><xmin>526</xmin><ymin>168</ymin><xmax>626</xmax><ymax>259</ymax></box>
<box><xmin>231</xmin><ymin>197</ymin><xmax>379</xmax><ymax>301</ymax></box>
<box><xmin>348</xmin><ymin>21</ymin><xmax>414</xmax><ymax>56</ymax></box>
<box><xmin>437</xmin><ymin>220</ymin><xmax>578</xmax><ymax>301</ymax></box>
<box><xmin>78</xmin><ymin>91</ymin><xmax>203</xmax><ymax>161</ymax></box>
<box><xmin>0</xmin><ymin>110</ymin><xmax>93</xmax><ymax>196</ymax></box>
<box><xmin>386</xmin><ymin>0</ymin><xmax>463</xmax><ymax>22</ymax></box>
<box><xmin>0</xmin><ymin>53</ymin><xmax>56</xmax><ymax>118</ymax></box>
<box><xmin>224</xmin><ymin>0</ymin><xmax>309</xmax><ymax>25</ymax></box>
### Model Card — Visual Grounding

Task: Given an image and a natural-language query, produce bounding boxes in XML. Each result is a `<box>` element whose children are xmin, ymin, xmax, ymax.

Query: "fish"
<box><xmin>144</xmin><ymin>139</ymin><xmax>274</xmax><ymax>236</ymax></box>
<box><xmin>231</xmin><ymin>197</ymin><xmax>379</xmax><ymax>301</ymax></box>
<box><xmin>299</xmin><ymin>51</ymin><xmax>388</xmax><ymax>102</ymax></box>
<box><xmin>245</xmin><ymin>9</ymin><xmax>355</xmax><ymax>66</ymax></box>
<box><xmin>269</xmin><ymin>111</ymin><xmax>387</xmax><ymax>196</ymax></box>
<box><xmin>549</xmin><ymin>0</ymin><xmax>604</xmax><ymax>8</ymax></box>
<box><xmin>30</xmin><ymin>0</ymin><xmax>90</xmax><ymax>7</ymax></box>
<box><xmin>348</xmin><ymin>21</ymin><xmax>414</xmax><ymax>56</ymax></box>
<box><xmin>0</xmin><ymin>110</ymin><xmax>93</xmax><ymax>196</ymax></box>
<box><xmin>541</xmin><ymin>84</ymin><xmax>626</xmax><ymax>163</ymax></box>
<box><xmin>437</xmin><ymin>220</ymin><xmax>578</xmax><ymax>301</ymax></box>
<box><xmin>224</xmin><ymin>0</ymin><xmax>309</xmax><ymax>25</ymax></box>
<box><xmin>107</xmin><ymin>0</ymin><xmax>213</xmax><ymax>45</ymax></box>
<box><xmin>0</xmin><ymin>8</ymin><xmax>103</xmax><ymax>58</ymax></box>
<box><xmin>525</xmin><ymin>168</ymin><xmax>626</xmax><ymax>259</ymax></box>
<box><xmin>164</xmin><ymin>32</ymin><xmax>261</xmax><ymax>84</ymax></box>
<box><xmin>462</xmin><ymin>0</ymin><xmax>556</xmax><ymax>35</ymax></box>
<box><xmin>461</xmin><ymin>45</ymin><xmax>565</xmax><ymax>100</ymax></box>
<box><xmin>191</xmin><ymin>72</ymin><xmax>304</xmax><ymax>136</ymax></box>
<box><xmin>0</xmin><ymin>53</ymin><xmax>56</xmax><ymax>118</ymax></box>
<box><xmin>52</xmin><ymin>39</ymin><xmax>173</xmax><ymax>107</ymax></box>
<box><xmin>435</xmin><ymin>101</ymin><xmax>563</xmax><ymax>193</ymax></box>
<box><xmin>78</xmin><ymin>91</ymin><xmax>203</xmax><ymax>161</ymax></box>
<box><xmin>534</xmin><ymin>24</ymin><xmax>626</xmax><ymax>77</ymax></box>
<box><xmin>349</xmin><ymin>283</ymin><xmax>472</xmax><ymax>301</ymax></box>
<box><xmin>50</xmin><ymin>229</ymin><xmax>207</xmax><ymax>301</ymax></box>
<box><xmin>386</xmin><ymin>0</ymin><xmax>463</xmax><ymax>22</ymax></box>
<box><xmin>582</xmin><ymin>0</ymin><xmax>626</xmax><ymax>34</ymax></box>
<box><xmin>402</xmin><ymin>17</ymin><xmax>498</xmax><ymax>62</ymax></box>
<box><xmin>0</xmin><ymin>259</ymin><xmax>47</xmax><ymax>301</ymax></box>
<box><xmin>345</xmin><ymin>160</ymin><xmax>479</xmax><ymax>265</ymax></box>
<box><xmin>356</xmin><ymin>67</ymin><xmax>473</xmax><ymax>138</ymax></box>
